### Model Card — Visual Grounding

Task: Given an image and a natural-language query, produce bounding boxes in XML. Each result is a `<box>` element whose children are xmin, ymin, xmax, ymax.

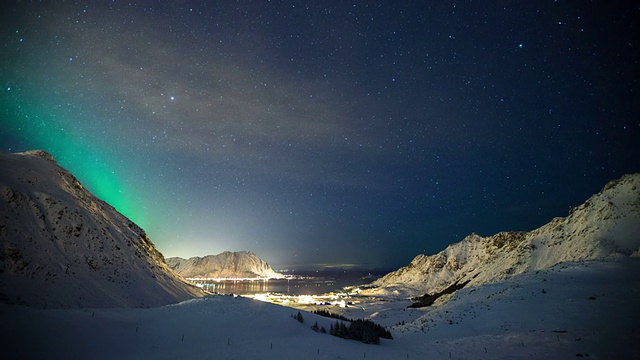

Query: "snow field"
<box><xmin>2</xmin><ymin>259</ymin><xmax>639</xmax><ymax>359</ymax></box>
<box><xmin>391</xmin><ymin>259</ymin><xmax>640</xmax><ymax>359</ymax></box>
<box><xmin>1</xmin><ymin>295</ymin><xmax>404</xmax><ymax>360</ymax></box>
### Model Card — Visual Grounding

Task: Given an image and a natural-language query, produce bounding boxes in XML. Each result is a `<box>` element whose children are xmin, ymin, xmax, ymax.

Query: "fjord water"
<box><xmin>197</xmin><ymin>268</ymin><xmax>389</xmax><ymax>295</ymax></box>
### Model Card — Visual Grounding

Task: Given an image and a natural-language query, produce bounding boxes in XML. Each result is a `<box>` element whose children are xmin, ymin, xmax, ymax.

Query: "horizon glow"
<box><xmin>1</xmin><ymin>1</ymin><xmax>638</xmax><ymax>268</ymax></box>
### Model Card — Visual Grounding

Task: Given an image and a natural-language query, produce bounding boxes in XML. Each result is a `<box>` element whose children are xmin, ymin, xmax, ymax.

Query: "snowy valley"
<box><xmin>1</xmin><ymin>151</ymin><xmax>639</xmax><ymax>359</ymax></box>
<box><xmin>1</xmin><ymin>259</ymin><xmax>638</xmax><ymax>359</ymax></box>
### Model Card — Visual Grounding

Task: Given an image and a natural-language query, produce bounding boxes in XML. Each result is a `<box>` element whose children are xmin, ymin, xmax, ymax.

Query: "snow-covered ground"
<box><xmin>2</xmin><ymin>258</ymin><xmax>638</xmax><ymax>359</ymax></box>
<box><xmin>367</xmin><ymin>258</ymin><xmax>640</xmax><ymax>359</ymax></box>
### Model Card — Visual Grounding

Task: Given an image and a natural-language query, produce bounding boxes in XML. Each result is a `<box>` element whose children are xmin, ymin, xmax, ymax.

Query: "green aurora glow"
<box><xmin>1</xmin><ymin>1</ymin><xmax>638</xmax><ymax>268</ymax></box>
<box><xmin>1</xmin><ymin>89</ymin><xmax>148</xmax><ymax>228</ymax></box>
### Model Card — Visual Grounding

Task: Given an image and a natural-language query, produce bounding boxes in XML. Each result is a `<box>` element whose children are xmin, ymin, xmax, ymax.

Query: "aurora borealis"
<box><xmin>1</xmin><ymin>1</ymin><xmax>638</xmax><ymax>269</ymax></box>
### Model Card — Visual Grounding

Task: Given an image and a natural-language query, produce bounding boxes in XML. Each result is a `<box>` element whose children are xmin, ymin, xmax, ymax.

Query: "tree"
<box><xmin>338</xmin><ymin>322</ymin><xmax>348</xmax><ymax>338</ymax></box>
<box><xmin>311</xmin><ymin>321</ymin><xmax>319</xmax><ymax>332</ymax></box>
<box><xmin>295</xmin><ymin>311</ymin><xmax>304</xmax><ymax>323</ymax></box>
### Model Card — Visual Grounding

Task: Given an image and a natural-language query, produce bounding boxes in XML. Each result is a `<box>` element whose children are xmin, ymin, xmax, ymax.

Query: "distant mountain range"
<box><xmin>167</xmin><ymin>251</ymin><xmax>283</xmax><ymax>279</ymax></box>
<box><xmin>368</xmin><ymin>173</ymin><xmax>640</xmax><ymax>298</ymax></box>
<box><xmin>0</xmin><ymin>150</ymin><xmax>205</xmax><ymax>308</ymax></box>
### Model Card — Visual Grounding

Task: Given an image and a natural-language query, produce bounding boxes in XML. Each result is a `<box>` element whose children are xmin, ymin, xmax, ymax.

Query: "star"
<box><xmin>1</xmin><ymin>1</ymin><xmax>637</xmax><ymax>268</ymax></box>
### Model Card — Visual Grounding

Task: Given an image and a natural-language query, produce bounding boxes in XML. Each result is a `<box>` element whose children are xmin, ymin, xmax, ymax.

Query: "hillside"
<box><xmin>2</xmin><ymin>258</ymin><xmax>639</xmax><ymax>359</ymax></box>
<box><xmin>167</xmin><ymin>251</ymin><xmax>283</xmax><ymax>279</ymax></box>
<box><xmin>0</xmin><ymin>150</ymin><xmax>205</xmax><ymax>308</ymax></box>
<box><xmin>368</xmin><ymin>173</ymin><xmax>640</xmax><ymax>297</ymax></box>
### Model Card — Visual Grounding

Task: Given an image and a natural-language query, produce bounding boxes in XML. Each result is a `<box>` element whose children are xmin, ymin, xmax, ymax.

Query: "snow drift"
<box><xmin>0</xmin><ymin>150</ymin><xmax>205</xmax><ymax>308</ymax></box>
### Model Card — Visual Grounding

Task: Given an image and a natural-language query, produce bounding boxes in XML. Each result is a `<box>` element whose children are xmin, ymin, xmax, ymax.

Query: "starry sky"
<box><xmin>1</xmin><ymin>1</ymin><xmax>639</xmax><ymax>269</ymax></box>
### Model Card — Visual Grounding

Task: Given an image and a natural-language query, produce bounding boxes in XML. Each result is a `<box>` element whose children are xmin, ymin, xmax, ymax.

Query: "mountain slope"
<box><xmin>167</xmin><ymin>251</ymin><xmax>283</xmax><ymax>279</ymax></box>
<box><xmin>2</xmin><ymin>259</ymin><xmax>639</xmax><ymax>359</ymax></box>
<box><xmin>0</xmin><ymin>150</ymin><xmax>205</xmax><ymax>308</ymax></box>
<box><xmin>369</xmin><ymin>174</ymin><xmax>640</xmax><ymax>297</ymax></box>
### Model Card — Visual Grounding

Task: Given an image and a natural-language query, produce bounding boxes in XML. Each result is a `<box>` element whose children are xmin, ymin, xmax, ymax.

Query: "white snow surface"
<box><xmin>1</xmin><ymin>259</ymin><xmax>638</xmax><ymax>359</ymax></box>
<box><xmin>2</xmin><ymin>153</ymin><xmax>639</xmax><ymax>358</ymax></box>
<box><xmin>167</xmin><ymin>251</ymin><xmax>283</xmax><ymax>279</ymax></box>
<box><xmin>0</xmin><ymin>150</ymin><xmax>205</xmax><ymax>308</ymax></box>
<box><xmin>368</xmin><ymin>174</ymin><xmax>640</xmax><ymax>298</ymax></box>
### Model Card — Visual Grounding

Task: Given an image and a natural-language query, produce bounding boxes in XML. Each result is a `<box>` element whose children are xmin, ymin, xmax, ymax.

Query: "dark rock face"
<box><xmin>408</xmin><ymin>279</ymin><xmax>472</xmax><ymax>308</ymax></box>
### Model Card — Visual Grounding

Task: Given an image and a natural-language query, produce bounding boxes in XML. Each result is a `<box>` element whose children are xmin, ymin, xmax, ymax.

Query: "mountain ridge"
<box><xmin>0</xmin><ymin>150</ymin><xmax>205</xmax><ymax>308</ymax></box>
<box><xmin>368</xmin><ymin>173</ymin><xmax>640</xmax><ymax>298</ymax></box>
<box><xmin>167</xmin><ymin>251</ymin><xmax>283</xmax><ymax>279</ymax></box>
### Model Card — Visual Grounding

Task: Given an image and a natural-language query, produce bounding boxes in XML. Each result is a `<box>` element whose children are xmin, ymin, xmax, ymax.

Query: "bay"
<box><xmin>194</xmin><ymin>268</ymin><xmax>390</xmax><ymax>296</ymax></box>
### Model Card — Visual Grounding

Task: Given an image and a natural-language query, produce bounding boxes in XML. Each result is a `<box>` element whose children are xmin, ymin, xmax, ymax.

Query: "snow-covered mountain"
<box><xmin>167</xmin><ymin>251</ymin><xmax>283</xmax><ymax>279</ymax></box>
<box><xmin>0</xmin><ymin>150</ymin><xmax>205</xmax><ymax>308</ymax></box>
<box><xmin>1</xmin><ymin>154</ymin><xmax>638</xmax><ymax>358</ymax></box>
<box><xmin>369</xmin><ymin>173</ymin><xmax>640</xmax><ymax>297</ymax></box>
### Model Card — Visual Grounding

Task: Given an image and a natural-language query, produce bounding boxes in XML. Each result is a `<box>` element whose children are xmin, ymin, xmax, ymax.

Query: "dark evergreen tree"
<box><xmin>311</xmin><ymin>321</ymin><xmax>319</xmax><ymax>332</ymax></box>
<box><xmin>334</xmin><ymin>321</ymin><xmax>342</xmax><ymax>337</ymax></box>
<box><xmin>339</xmin><ymin>322</ymin><xmax>348</xmax><ymax>338</ymax></box>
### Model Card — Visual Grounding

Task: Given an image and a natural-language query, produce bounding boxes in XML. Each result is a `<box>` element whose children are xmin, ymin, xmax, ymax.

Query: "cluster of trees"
<box><xmin>310</xmin><ymin>321</ymin><xmax>326</xmax><ymax>333</ymax></box>
<box><xmin>293</xmin><ymin>309</ymin><xmax>393</xmax><ymax>344</ymax></box>
<box><xmin>329</xmin><ymin>319</ymin><xmax>392</xmax><ymax>344</ymax></box>
<box><xmin>292</xmin><ymin>311</ymin><xmax>304</xmax><ymax>323</ymax></box>
<box><xmin>313</xmin><ymin>309</ymin><xmax>349</xmax><ymax>321</ymax></box>
<box><xmin>313</xmin><ymin>310</ymin><xmax>393</xmax><ymax>344</ymax></box>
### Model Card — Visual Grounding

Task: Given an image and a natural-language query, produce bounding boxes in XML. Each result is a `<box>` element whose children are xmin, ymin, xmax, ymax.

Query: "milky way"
<box><xmin>1</xmin><ymin>1</ymin><xmax>638</xmax><ymax>268</ymax></box>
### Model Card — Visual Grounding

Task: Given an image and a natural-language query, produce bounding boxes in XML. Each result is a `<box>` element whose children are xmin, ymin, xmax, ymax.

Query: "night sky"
<box><xmin>1</xmin><ymin>1</ymin><xmax>638</xmax><ymax>269</ymax></box>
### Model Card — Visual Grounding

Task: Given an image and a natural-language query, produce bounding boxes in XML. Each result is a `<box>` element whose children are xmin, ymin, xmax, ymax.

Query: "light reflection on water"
<box><xmin>195</xmin><ymin>278</ymin><xmax>340</xmax><ymax>296</ymax></box>
<box><xmin>193</xmin><ymin>270</ymin><xmax>387</xmax><ymax>296</ymax></box>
